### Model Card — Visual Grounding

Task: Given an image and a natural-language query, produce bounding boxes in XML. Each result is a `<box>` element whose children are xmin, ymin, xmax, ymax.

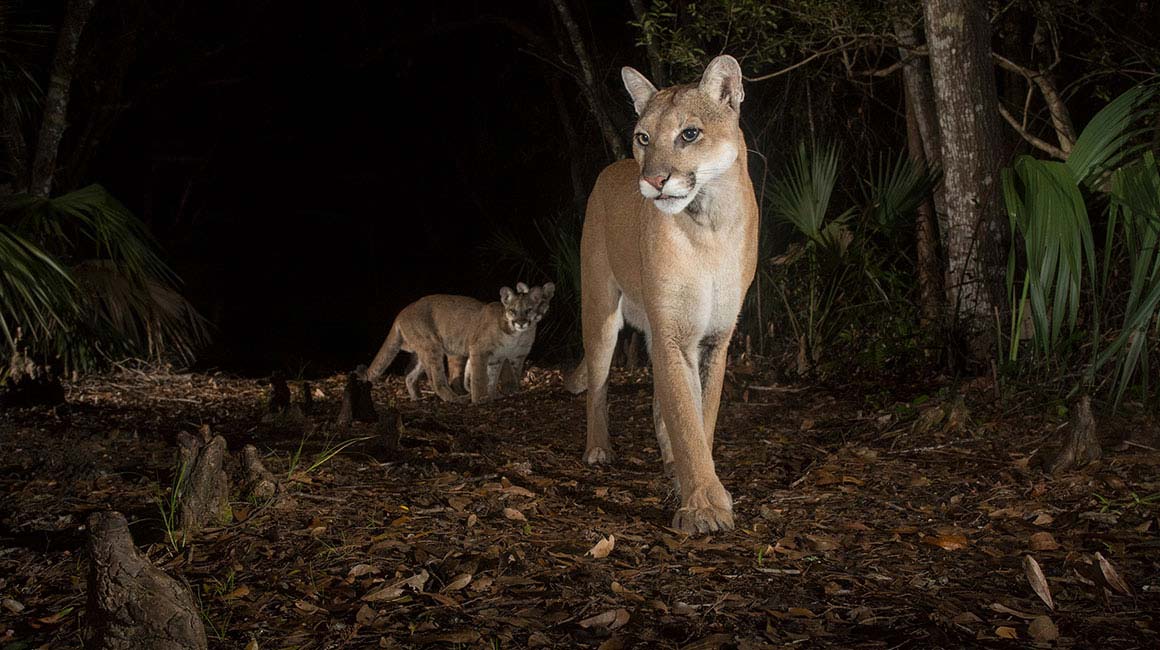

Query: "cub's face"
<box><xmin>622</xmin><ymin>55</ymin><xmax>745</xmax><ymax>215</ymax></box>
<box><xmin>500</xmin><ymin>282</ymin><xmax>555</xmax><ymax>332</ymax></box>
<box><xmin>516</xmin><ymin>281</ymin><xmax>556</xmax><ymax>323</ymax></box>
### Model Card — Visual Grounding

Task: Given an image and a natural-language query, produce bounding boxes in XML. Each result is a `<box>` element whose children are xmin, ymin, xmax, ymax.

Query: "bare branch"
<box><xmin>998</xmin><ymin>104</ymin><xmax>1068</xmax><ymax>160</ymax></box>
<box><xmin>993</xmin><ymin>53</ymin><xmax>1076</xmax><ymax>154</ymax></box>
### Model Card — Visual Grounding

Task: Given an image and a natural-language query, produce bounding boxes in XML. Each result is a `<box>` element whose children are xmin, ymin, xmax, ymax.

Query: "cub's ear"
<box><xmin>699</xmin><ymin>55</ymin><xmax>744</xmax><ymax>112</ymax></box>
<box><xmin>500</xmin><ymin>287</ymin><xmax>515</xmax><ymax>305</ymax></box>
<box><xmin>528</xmin><ymin>287</ymin><xmax>544</xmax><ymax>302</ymax></box>
<box><xmin>542</xmin><ymin>282</ymin><xmax>556</xmax><ymax>300</ymax></box>
<box><xmin>621</xmin><ymin>66</ymin><xmax>657</xmax><ymax>116</ymax></box>
<box><xmin>516</xmin><ymin>282</ymin><xmax>529</xmax><ymax>293</ymax></box>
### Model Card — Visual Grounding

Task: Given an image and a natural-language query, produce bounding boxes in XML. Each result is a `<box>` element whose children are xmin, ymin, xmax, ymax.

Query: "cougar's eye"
<box><xmin>680</xmin><ymin>127</ymin><xmax>701</xmax><ymax>143</ymax></box>
<box><xmin>634</xmin><ymin>132</ymin><xmax>650</xmax><ymax>146</ymax></box>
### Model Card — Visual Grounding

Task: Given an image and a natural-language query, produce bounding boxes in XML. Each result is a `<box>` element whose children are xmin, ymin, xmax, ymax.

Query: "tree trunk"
<box><xmin>906</xmin><ymin>100</ymin><xmax>945</xmax><ymax>329</ymax></box>
<box><xmin>896</xmin><ymin>19</ymin><xmax>945</xmax><ymax>329</ymax></box>
<box><xmin>28</xmin><ymin>0</ymin><xmax>98</xmax><ymax>198</ymax></box>
<box><xmin>85</xmin><ymin>511</ymin><xmax>207</xmax><ymax>650</ymax></box>
<box><xmin>628</xmin><ymin>0</ymin><xmax>666</xmax><ymax>86</ymax></box>
<box><xmin>895</xmin><ymin>20</ymin><xmax>945</xmax><ymax>230</ymax></box>
<box><xmin>923</xmin><ymin>0</ymin><xmax>1008</xmax><ymax>369</ymax></box>
<box><xmin>551</xmin><ymin>0</ymin><xmax>628</xmax><ymax>160</ymax></box>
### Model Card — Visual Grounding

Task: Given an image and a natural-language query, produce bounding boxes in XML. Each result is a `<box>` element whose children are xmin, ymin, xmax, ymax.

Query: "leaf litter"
<box><xmin>0</xmin><ymin>366</ymin><xmax>1157</xmax><ymax>647</ymax></box>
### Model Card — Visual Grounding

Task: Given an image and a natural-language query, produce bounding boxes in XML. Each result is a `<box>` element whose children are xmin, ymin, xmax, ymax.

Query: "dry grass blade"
<box><xmin>1023</xmin><ymin>555</ymin><xmax>1054</xmax><ymax>610</ymax></box>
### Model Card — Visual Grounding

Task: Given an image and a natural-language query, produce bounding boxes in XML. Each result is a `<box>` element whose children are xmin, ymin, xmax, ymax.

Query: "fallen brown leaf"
<box><xmin>503</xmin><ymin>507</ymin><xmax>527</xmax><ymax>522</ymax></box>
<box><xmin>1023</xmin><ymin>555</ymin><xmax>1054</xmax><ymax>610</ymax></box>
<box><xmin>1028</xmin><ymin>615</ymin><xmax>1059</xmax><ymax>642</ymax></box>
<box><xmin>996</xmin><ymin>626</ymin><xmax>1018</xmax><ymax>639</ymax></box>
<box><xmin>223</xmin><ymin>585</ymin><xmax>250</xmax><ymax>600</ymax></box>
<box><xmin>1029</xmin><ymin>532</ymin><xmax>1059</xmax><ymax>551</ymax></box>
<box><xmin>924</xmin><ymin>533</ymin><xmax>969</xmax><ymax>551</ymax></box>
<box><xmin>587</xmin><ymin>534</ymin><xmax>615</xmax><ymax>559</ymax></box>
<box><xmin>1095</xmin><ymin>552</ymin><xmax>1132</xmax><ymax>596</ymax></box>
<box><xmin>579</xmin><ymin>608</ymin><xmax>630</xmax><ymax>631</ymax></box>
<box><xmin>442</xmin><ymin>573</ymin><xmax>472</xmax><ymax>592</ymax></box>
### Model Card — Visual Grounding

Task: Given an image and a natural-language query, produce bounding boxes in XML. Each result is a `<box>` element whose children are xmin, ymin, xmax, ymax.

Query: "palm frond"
<box><xmin>1095</xmin><ymin>152</ymin><xmax>1160</xmax><ymax>405</ymax></box>
<box><xmin>771</xmin><ymin>140</ymin><xmax>841</xmax><ymax>243</ymax></box>
<box><xmin>1003</xmin><ymin>157</ymin><xmax>1096</xmax><ymax>359</ymax></box>
<box><xmin>0</xmin><ymin>184</ymin><xmax>208</xmax><ymax>376</ymax></box>
<box><xmin>0</xmin><ymin>223</ymin><xmax>77</xmax><ymax>347</ymax></box>
<box><xmin>864</xmin><ymin>152</ymin><xmax>941</xmax><ymax>229</ymax></box>
<box><xmin>7</xmin><ymin>184</ymin><xmax>175</xmax><ymax>286</ymax></box>
<box><xmin>72</xmin><ymin>260</ymin><xmax>210</xmax><ymax>366</ymax></box>
<box><xmin>1066</xmin><ymin>83</ymin><xmax>1157</xmax><ymax>186</ymax></box>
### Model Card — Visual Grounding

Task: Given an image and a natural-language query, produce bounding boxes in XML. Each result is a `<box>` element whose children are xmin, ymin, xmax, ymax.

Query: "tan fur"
<box><xmin>367</xmin><ymin>285</ymin><xmax>549</xmax><ymax>404</ymax></box>
<box><xmin>572</xmin><ymin>55</ymin><xmax>758</xmax><ymax>533</ymax></box>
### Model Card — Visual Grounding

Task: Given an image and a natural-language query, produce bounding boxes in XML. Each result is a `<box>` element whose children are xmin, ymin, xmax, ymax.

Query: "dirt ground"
<box><xmin>1</xmin><ymin>364</ymin><xmax>1158</xmax><ymax>649</ymax></box>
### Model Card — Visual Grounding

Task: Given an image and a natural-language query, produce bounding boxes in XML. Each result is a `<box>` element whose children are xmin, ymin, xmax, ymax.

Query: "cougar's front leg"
<box><xmin>652</xmin><ymin>338</ymin><xmax>733</xmax><ymax>533</ymax></box>
<box><xmin>698</xmin><ymin>330</ymin><xmax>733</xmax><ymax>451</ymax></box>
<box><xmin>447</xmin><ymin>355</ymin><xmax>468</xmax><ymax>394</ymax></box>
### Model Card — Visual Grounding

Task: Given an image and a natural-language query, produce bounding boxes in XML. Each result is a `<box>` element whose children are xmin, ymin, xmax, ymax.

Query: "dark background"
<box><xmin>72</xmin><ymin>0</ymin><xmax>640</xmax><ymax>375</ymax></box>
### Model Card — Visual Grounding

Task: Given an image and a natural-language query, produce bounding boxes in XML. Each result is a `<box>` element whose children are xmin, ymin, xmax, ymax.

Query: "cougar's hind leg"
<box><xmin>582</xmin><ymin>282</ymin><xmax>623</xmax><ymax>465</ymax></box>
<box><xmin>404</xmin><ymin>355</ymin><xmax>424</xmax><ymax>401</ymax></box>
<box><xmin>418</xmin><ymin>348</ymin><xmax>462</xmax><ymax>403</ymax></box>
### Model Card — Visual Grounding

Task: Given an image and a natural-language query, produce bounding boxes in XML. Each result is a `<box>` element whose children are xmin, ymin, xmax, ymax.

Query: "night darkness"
<box><xmin>82</xmin><ymin>1</ymin><xmax>637</xmax><ymax>375</ymax></box>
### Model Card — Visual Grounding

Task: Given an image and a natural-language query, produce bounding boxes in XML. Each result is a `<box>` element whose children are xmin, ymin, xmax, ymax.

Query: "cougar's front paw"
<box><xmin>584</xmin><ymin>446</ymin><xmax>614</xmax><ymax>464</ymax></box>
<box><xmin>672</xmin><ymin>481</ymin><xmax>734</xmax><ymax>534</ymax></box>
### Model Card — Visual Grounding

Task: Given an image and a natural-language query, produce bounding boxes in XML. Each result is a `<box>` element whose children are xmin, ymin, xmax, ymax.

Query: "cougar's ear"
<box><xmin>621</xmin><ymin>66</ymin><xmax>657</xmax><ymax>115</ymax></box>
<box><xmin>516</xmin><ymin>282</ymin><xmax>529</xmax><ymax>293</ymax></box>
<box><xmin>542</xmin><ymin>282</ymin><xmax>556</xmax><ymax>300</ymax></box>
<box><xmin>500</xmin><ymin>287</ymin><xmax>515</xmax><ymax>305</ymax></box>
<box><xmin>699</xmin><ymin>55</ymin><xmax>744</xmax><ymax>112</ymax></box>
<box><xmin>528</xmin><ymin>287</ymin><xmax>544</xmax><ymax>302</ymax></box>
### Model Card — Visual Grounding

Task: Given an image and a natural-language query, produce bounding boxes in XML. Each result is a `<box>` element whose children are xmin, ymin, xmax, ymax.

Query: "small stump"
<box><xmin>338</xmin><ymin>365</ymin><xmax>378</xmax><ymax>427</ymax></box>
<box><xmin>241</xmin><ymin>444</ymin><xmax>279</xmax><ymax>501</ymax></box>
<box><xmin>85</xmin><ymin>511</ymin><xmax>207</xmax><ymax>650</ymax></box>
<box><xmin>267</xmin><ymin>372</ymin><xmax>291</xmax><ymax>414</ymax></box>
<box><xmin>176</xmin><ymin>433</ymin><xmax>232</xmax><ymax>540</ymax></box>
<box><xmin>1048</xmin><ymin>394</ymin><xmax>1102</xmax><ymax>474</ymax></box>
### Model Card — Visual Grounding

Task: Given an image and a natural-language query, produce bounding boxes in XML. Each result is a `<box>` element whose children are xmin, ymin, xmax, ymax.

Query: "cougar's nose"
<box><xmin>643</xmin><ymin>174</ymin><xmax>668</xmax><ymax>191</ymax></box>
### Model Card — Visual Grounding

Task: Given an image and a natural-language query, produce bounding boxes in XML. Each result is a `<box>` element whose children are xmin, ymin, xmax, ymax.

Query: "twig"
<box><xmin>999</xmin><ymin>105</ymin><xmax>1068</xmax><ymax>160</ymax></box>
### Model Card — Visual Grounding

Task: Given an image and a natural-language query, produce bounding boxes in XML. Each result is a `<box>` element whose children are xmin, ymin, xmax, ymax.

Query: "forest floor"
<box><xmin>1</xmin><ymin>364</ymin><xmax>1159</xmax><ymax>649</ymax></box>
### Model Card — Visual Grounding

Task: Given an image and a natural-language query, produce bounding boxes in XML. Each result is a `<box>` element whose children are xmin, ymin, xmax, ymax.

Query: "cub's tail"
<box><xmin>366</xmin><ymin>323</ymin><xmax>403</xmax><ymax>381</ymax></box>
<box><xmin>562</xmin><ymin>358</ymin><xmax>587</xmax><ymax>394</ymax></box>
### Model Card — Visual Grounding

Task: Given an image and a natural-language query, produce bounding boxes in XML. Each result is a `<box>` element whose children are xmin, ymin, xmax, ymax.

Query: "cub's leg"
<box><xmin>418</xmin><ymin>347</ymin><xmax>466</xmax><ymax>403</ymax></box>
<box><xmin>499</xmin><ymin>357</ymin><xmax>525</xmax><ymax>395</ymax></box>
<box><xmin>652</xmin><ymin>336</ymin><xmax>733</xmax><ymax>533</ymax></box>
<box><xmin>581</xmin><ymin>279</ymin><xmax>623</xmax><ymax>464</ymax></box>
<box><xmin>404</xmin><ymin>355</ymin><xmax>424</xmax><ymax>401</ymax></box>
<box><xmin>466</xmin><ymin>351</ymin><xmax>493</xmax><ymax>404</ymax></box>
<box><xmin>485</xmin><ymin>360</ymin><xmax>503</xmax><ymax>399</ymax></box>
<box><xmin>447</xmin><ymin>355</ymin><xmax>468</xmax><ymax>394</ymax></box>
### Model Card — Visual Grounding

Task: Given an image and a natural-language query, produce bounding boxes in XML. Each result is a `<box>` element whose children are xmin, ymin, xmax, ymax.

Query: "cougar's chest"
<box><xmin>643</xmin><ymin>214</ymin><xmax>747</xmax><ymax>338</ymax></box>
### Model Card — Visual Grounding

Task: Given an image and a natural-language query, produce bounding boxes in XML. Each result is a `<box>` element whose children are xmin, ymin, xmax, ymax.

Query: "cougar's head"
<box><xmin>622</xmin><ymin>55</ymin><xmax>745</xmax><ymax>215</ymax></box>
<box><xmin>500</xmin><ymin>283</ymin><xmax>553</xmax><ymax>332</ymax></box>
<box><xmin>516</xmin><ymin>281</ymin><xmax>556</xmax><ymax>322</ymax></box>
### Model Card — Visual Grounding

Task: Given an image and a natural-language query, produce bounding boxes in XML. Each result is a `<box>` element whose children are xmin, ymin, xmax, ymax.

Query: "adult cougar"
<box><xmin>367</xmin><ymin>284</ymin><xmax>552</xmax><ymax>404</ymax></box>
<box><xmin>569</xmin><ymin>55</ymin><xmax>758</xmax><ymax>533</ymax></box>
